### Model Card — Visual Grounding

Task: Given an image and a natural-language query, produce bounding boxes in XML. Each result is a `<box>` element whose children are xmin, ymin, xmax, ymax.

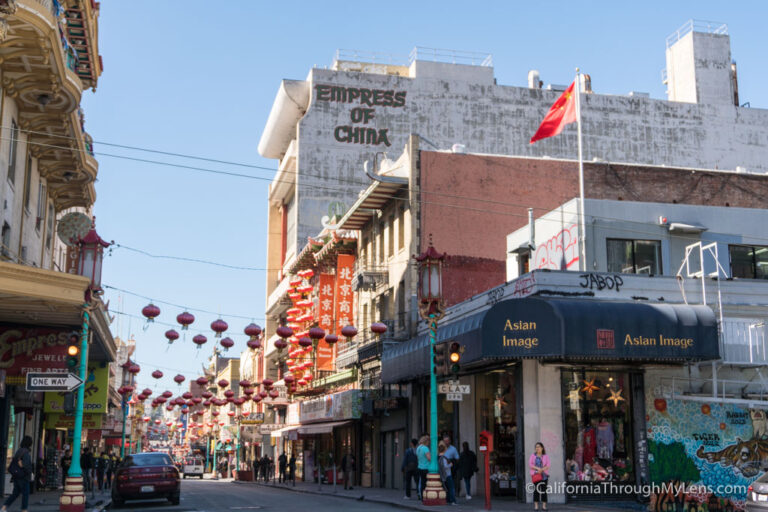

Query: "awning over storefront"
<box><xmin>382</xmin><ymin>297</ymin><xmax>719</xmax><ymax>383</ymax></box>
<box><xmin>270</xmin><ymin>425</ymin><xmax>299</xmax><ymax>439</ymax></box>
<box><xmin>297</xmin><ymin>420</ymin><xmax>351</xmax><ymax>436</ymax></box>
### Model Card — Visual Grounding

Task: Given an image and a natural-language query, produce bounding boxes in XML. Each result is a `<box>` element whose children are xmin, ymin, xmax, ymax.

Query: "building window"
<box><xmin>387</xmin><ymin>215</ymin><xmax>394</xmax><ymax>258</ymax></box>
<box><xmin>36</xmin><ymin>183</ymin><xmax>46</xmax><ymax>232</ymax></box>
<box><xmin>7</xmin><ymin>120</ymin><xmax>19</xmax><ymax>186</ymax></box>
<box><xmin>378</xmin><ymin>221</ymin><xmax>385</xmax><ymax>263</ymax></box>
<box><xmin>284</xmin><ymin>194</ymin><xmax>296</xmax><ymax>258</ymax></box>
<box><xmin>45</xmin><ymin>203</ymin><xmax>54</xmax><ymax>250</ymax></box>
<box><xmin>607</xmin><ymin>239</ymin><xmax>662</xmax><ymax>275</ymax></box>
<box><xmin>730</xmin><ymin>245</ymin><xmax>768</xmax><ymax>279</ymax></box>
<box><xmin>397</xmin><ymin>206</ymin><xmax>405</xmax><ymax>251</ymax></box>
<box><xmin>1</xmin><ymin>223</ymin><xmax>11</xmax><ymax>258</ymax></box>
<box><xmin>23</xmin><ymin>155</ymin><xmax>32</xmax><ymax>211</ymax></box>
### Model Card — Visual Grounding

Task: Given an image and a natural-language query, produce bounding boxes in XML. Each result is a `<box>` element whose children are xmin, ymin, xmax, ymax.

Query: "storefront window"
<box><xmin>477</xmin><ymin>368</ymin><xmax>518</xmax><ymax>496</ymax></box>
<box><xmin>561</xmin><ymin>370</ymin><xmax>635</xmax><ymax>494</ymax></box>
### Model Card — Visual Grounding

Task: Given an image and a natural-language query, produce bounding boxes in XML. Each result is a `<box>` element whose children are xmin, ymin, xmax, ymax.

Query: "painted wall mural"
<box><xmin>647</xmin><ymin>394</ymin><xmax>767</xmax><ymax>512</ymax></box>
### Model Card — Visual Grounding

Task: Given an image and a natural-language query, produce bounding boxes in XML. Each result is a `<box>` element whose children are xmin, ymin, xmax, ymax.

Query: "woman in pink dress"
<box><xmin>529</xmin><ymin>442</ymin><xmax>550</xmax><ymax>510</ymax></box>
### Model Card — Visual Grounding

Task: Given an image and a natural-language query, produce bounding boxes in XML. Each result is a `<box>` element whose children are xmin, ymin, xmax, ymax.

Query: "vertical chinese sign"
<box><xmin>335</xmin><ymin>255</ymin><xmax>355</xmax><ymax>330</ymax></box>
<box><xmin>316</xmin><ymin>274</ymin><xmax>335</xmax><ymax>371</ymax></box>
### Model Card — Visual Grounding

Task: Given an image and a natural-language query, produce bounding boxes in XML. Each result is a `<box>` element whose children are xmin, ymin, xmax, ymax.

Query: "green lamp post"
<box><xmin>414</xmin><ymin>240</ymin><xmax>447</xmax><ymax>506</ymax></box>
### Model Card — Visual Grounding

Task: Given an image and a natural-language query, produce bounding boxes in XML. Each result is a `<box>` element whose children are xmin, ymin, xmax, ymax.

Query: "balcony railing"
<box><xmin>352</xmin><ymin>263</ymin><xmax>388</xmax><ymax>292</ymax></box>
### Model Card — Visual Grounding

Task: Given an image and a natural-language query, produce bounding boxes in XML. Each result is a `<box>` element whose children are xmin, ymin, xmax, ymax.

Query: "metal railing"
<box><xmin>333</xmin><ymin>47</ymin><xmax>493</xmax><ymax>69</ymax></box>
<box><xmin>409</xmin><ymin>47</ymin><xmax>492</xmax><ymax>67</ymax></box>
<box><xmin>666</xmin><ymin>19</ymin><xmax>728</xmax><ymax>48</ymax></box>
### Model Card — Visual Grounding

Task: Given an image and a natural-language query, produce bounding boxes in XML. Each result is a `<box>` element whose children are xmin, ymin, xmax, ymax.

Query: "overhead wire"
<box><xmin>106</xmin><ymin>290</ymin><xmax>264</xmax><ymax>323</ymax></box>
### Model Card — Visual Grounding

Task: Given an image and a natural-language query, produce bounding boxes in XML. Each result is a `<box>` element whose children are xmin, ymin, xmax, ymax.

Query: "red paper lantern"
<box><xmin>164</xmin><ymin>329</ymin><xmax>180</xmax><ymax>344</ymax></box>
<box><xmin>137</xmin><ymin>394</ymin><xmax>147</xmax><ymax>401</ymax></box>
<box><xmin>196</xmin><ymin>376</ymin><xmax>209</xmax><ymax>386</ymax></box>
<box><xmin>128</xmin><ymin>364</ymin><xmax>140</xmax><ymax>375</ymax></box>
<box><xmin>224</xmin><ymin>390</ymin><xmax>234</xmax><ymax>398</ymax></box>
<box><xmin>162</xmin><ymin>391</ymin><xmax>173</xmax><ymax>398</ymax></box>
<box><xmin>244</xmin><ymin>323</ymin><xmax>262</xmax><ymax>339</ymax></box>
<box><xmin>269</xmin><ymin>389</ymin><xmax>279</xmax><ymax>399</ymax></box>
<box><xmin>247</xmin><ymin>338</ymin><xmax>262</xmax><ymax>351</ymax></box>
<box><xmin>142</xmin><ymin>303</ymin><xmax>160</xmax><ymax>322</ymax></box>
<box><xmin>227</xmin><ymin>411</ymin><xmax>235</xmax><ymax>417</ymax></box>
<box><xmin>177</xmin><ymin>311</ymin><xmax>195</xmax><ymax>330</ymax></box>
<box><xmin>210</xmin><ymin>318</ymin><xmax>228</xmax><ymax>338</ymax></box>
<box><xmin>220</xmin><ymin>337</ymin><xmax>235</xmax><ymax>351</ymax></box>
<box><xmin>203</xmin><ymin>400</ymin><xmax>211</xmax><ymax>408</ymax></box>
<box><xmin>298</xmin><ymin>379</ymin><xmax>307</xmax><ymax>386</ymax></box>
<box><xmin>254</xmin><ymin>396</ymin><xmax>262</xmax><ymax>403</ymax></box>
<box><xmin>234</xmin><ymin>397</ymin><xmax>246</xmax><ymax>406</ymax></box>
<box><xmin>298</xmin><ymin>337</ymin><xmax>312</xmax><ymax>348</ymax></box>
<box><xmin>192</xmin><ymin>334</ymin><xmax>207</xmax><ymax>349</ymax></box>
<box><xmin>283</xmin><ymin>372</ymin><xmax>295</xmax><ymax>384</ymax></box>
<box><xmin>218</xmin><ymin>379</ymin><xmax>229</xmax><ymax>388</ymax></box>
<box><xmin>324</xmin><ymin>334</ymin><xmax>339</xmax><ymax>346</ymax></box>
<box><xmin>262</xmin><ymin>378</ymin><xmax>273</xmax><ymax>387</ymax></box>
<box><xmin>259</xmin><ymin>391</ymin><xmax>268</xmax><ymax>399</ymax></box>
<box><xmin>193</xmin><ymin>397</ymin><xmax>202</xmax><ymax>404</ymax></box>
<box><xmin>152</xmin><ymin>370</ymin><xmax>163</xmax><ymax>379</ymax></box>
<box><xmin>274</xmin><ymin>338</ymin><xmax>288</xmax><ymax>351</ymax></box>
<box><xmin>239</xmin><ymin>380</ymin><xmax>251</xmax><ymax>388</ymax></box>
<box><xmin>154</xmin><ymin>419</ymin><xmax>161</xmax><ymax>425</ymax></box>
<box><xmin>173</xmin><ymin>374</ymin><xmax>185</xmax><ymax>385</ymax></box>
<box><xmin>243</xmin><ymin>387</ymin><xmax>255</xmax><ymax>396</ymax></box>
<box><xmin>212</xmin><ymin>410</ymin><xmax>220</xmax><ymax>417</ymax></box>
<box><xmin>201</xmin><ymin>391</ymin><xmax>213</xmax><ymax>399</ymax></box>
<box><xmin>182</xmin><ymin>392</ymin><xmax>193</xmax><ymax>400</ymax></box>
<box><xmin>289</xmin><ymin>278</ymin><xmax>302</xmax><ymax>288</ymax></box>
<box><xmin>276</xmin><ymin>325</ymin><xmax>293</xmax><ymax>339</ymax></box>
<box><xmin>142</xmin><ymin>388</ymin><xmax>153</xmax><ymax>396</ymax></box>
<box><xmin>143</xmin><ymin>416</ymin><xmax>150</xmax><ymax>423</ymax></box>
<box><xmin>371</xmin><ymin>322</ymin><xmax>388</xmax><ymax>335</ymax></box>
<box><xmin>341</xmin><ymin>325</ymin><xmax>358</xmax><ymax>339</ymax></box>
<box><xmin>166</xmin><ymin>405</ymin><xmax>174</xmax><ymax>412</ymax></box>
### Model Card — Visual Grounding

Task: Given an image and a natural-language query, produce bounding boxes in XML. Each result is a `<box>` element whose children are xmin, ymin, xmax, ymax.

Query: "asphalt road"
<box><xmin>107</xmin><ymin>479</ymin><xmax>397</xmax><ymax>512</ymax></box>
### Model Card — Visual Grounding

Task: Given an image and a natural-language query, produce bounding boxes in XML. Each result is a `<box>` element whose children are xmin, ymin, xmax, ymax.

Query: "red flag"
<box><xmin>530</xmin><ymin>81</ymin><xmax>577</xmax><ymax>144</ymax></box>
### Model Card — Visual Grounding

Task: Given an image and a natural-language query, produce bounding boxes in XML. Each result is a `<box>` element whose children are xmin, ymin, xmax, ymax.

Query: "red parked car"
<box><xmin>112</xmin><ymin>452</ymin><xmax>180</xmax><ymax>507</ymax></box>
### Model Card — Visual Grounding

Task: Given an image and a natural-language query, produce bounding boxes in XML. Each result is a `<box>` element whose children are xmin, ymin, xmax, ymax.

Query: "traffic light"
<box><xmin>66</xmin><ymin>338</ymin><xmax>79</xmax><ymax>371</ymax></box>
<box><xmin>433</xmin><ymin>342</ymin><xmax>449</xmax><ymax>376</ymax></box>
<box><xmin>449</xmin><ymin>342</ymin><xmax>462</xmax><ymax>375</ymax></box>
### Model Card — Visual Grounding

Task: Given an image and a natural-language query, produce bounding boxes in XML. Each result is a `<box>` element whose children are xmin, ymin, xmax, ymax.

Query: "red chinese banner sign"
<box><xmin>316</xmin><ymin>274</ymin><xmax>335</xmax><ymax>371</ymax></box>
<box><xmin>335</xmin><ymin>254</ymin><xmax>355</xmax><ymax>331</ymax></box>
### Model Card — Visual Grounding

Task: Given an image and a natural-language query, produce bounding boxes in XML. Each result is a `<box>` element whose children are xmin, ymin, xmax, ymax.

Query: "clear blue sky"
<box><xmin>84</xmin><ymin>1</ymin><xmax>767</xmax><ymax>393</ymax></box>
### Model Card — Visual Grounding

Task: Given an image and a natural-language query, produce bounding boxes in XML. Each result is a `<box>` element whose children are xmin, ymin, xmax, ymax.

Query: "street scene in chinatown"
<box><xmin>1</xmin><ymin>1</ymin><xmax>768</xmax><ymax>512</ymax></box>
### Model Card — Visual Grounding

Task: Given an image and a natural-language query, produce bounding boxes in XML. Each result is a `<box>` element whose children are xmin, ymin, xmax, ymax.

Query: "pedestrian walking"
<box><xmin>401</xmin><ymin>438</ymin><xmax>419</xmax><ymax>499</ymax></box>
<box><xmin>438</xmin><ymin>442</ymin><xmax>457</xmax><ymax>505</ymax></box>
<box><xmin>252</xmin><ymin>457</ymin><xmax>259</xmax><ymax>482</ymax></box>
<box><xmin>278</xmin><ymin>452</ymin><xmax>287</xmax><ymax>483</ymax></box>
<box><xmin>96</xmin><ymin>452</ymin><xmax>108</xmax><ymax>491</ymax></box>
<box><xmin>105</xmin><ymin>453</ymin><xmax>115</xmax><ymax>489</ymax></box>
<box><xmin>443</xmin><ymin>435</ymin><xmax>460</xmax><ymax>498</ymax></box>
<box><xmin>80</xmin><ymin>447</ymin><xmax>94</xmax><ymax>496</ymax></box>
<box><xmin>60</xmin><ymin>448</ymin><xmax>72</xmax><ymax>488</ymax></box>
<box><xmin>288</xmin><ymin>453</ymin><xmax>296</xmax><ymax>486</ymax></box>
<box><xmin>1</xmin><ymin>435</ymin><xmax>33</xmax><ymax>512</ymax></box>
<box><xmin>341</xmin><ymin>451</ymin><xmax>355</xmax><ymax>490</ymax></box>
<box><xmin>529</xmin><ymin>442</ymin><xmax>550</xmax><ymax>511</ymax></box>
<box><xmin>458</xmin><ymin>442</ymin><xmax>478</xmax><ymax>499</ymax></box>
<box><xmin>416</xmin><ymin>435</ymin><xmax>430</xmax><ymax>500</ymax></box>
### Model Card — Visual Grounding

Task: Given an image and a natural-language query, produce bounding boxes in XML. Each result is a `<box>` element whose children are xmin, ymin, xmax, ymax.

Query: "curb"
<box><xmin>233</xmin><ymin>480</ymin><xmax>434</xmax><ymax>512</ymax></box>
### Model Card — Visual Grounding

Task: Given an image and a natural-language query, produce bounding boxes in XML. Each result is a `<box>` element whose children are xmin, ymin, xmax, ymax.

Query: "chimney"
<box><xmin>528</xmin><ymin>70</ymin><xmax>541</xmax><ymax>89</ymax></box>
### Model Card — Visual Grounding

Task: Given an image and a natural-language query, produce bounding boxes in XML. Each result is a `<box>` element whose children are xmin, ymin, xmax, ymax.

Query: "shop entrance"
<box><xmin>382</xmin><ymin>430</ymin><xmax>405</xmax><ymax>490</ymax></box>
<box><xmin>561</xmin><ymin>369</ymin><xmax>640</xmax><ymax>498</ymax></box>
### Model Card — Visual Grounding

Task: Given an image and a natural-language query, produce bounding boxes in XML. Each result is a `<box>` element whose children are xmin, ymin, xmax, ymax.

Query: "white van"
<box><xmin>182</xmin><ymin>457</ymin><xmax>204</xmax><ymax>479</ymax></box>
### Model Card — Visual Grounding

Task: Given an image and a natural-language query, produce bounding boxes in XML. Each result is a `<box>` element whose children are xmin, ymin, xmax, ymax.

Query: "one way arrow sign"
<box><xmin>26</xmin><ymin>372</ymin><xmax>83</xmax><ymax>392</ymax></box>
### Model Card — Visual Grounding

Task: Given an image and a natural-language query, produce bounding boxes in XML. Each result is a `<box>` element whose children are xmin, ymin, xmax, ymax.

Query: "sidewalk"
<box><xmin>16</xmin><ymin>487</ymin><xmax>111</xmax><ymax>512</ymax></box>
<box><xmin>235</xmin><ymin>479</ymin><xmax>644</xmax><ymax>512</ymax></box>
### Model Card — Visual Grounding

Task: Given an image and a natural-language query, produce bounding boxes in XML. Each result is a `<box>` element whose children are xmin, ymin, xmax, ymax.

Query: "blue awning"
<box><xmin>381</xmin><ymin>298</ymin><xmax>719</xmax><ymax>384</ymax></box>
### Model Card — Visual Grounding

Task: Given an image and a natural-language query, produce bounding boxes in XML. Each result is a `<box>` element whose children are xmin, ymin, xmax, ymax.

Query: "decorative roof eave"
<box><xmin>314</xmin><ymin>231</ymin><xmax>357</xmax><ymax>267</ymax></box>
<box><xmin>287</xmin><ymin>237</ymin><xmax>325</xmax><ymax>275</ymax></box>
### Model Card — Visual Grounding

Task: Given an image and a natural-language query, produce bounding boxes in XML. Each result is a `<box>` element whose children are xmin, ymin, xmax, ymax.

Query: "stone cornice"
<box><xmin>0</xmin><ymin>260</ymin><xmax>89</xmax><ymax>304</ymax></box>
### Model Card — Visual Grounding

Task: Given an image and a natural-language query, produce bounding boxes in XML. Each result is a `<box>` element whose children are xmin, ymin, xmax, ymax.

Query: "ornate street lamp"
<box><xmin>75</xmin><ymin>221</ymin><xmax>111</xmax><ymax>298</ymax></box>
<box><xmin>413</xmin><ymin>239</ymin><xmax>446</xmax><ymax>506</ymax></box>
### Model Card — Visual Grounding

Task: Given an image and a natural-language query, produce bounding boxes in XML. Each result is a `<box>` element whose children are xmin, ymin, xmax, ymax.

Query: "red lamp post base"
<box><xmin>59</xmin><ymin>476</ymin><xmax>86</xmax><ymax>512</ymax></box>
<box><xmin>422</xmin><ymin>473</ymin><xmax>447</xmax><ymax>506</ymax></box>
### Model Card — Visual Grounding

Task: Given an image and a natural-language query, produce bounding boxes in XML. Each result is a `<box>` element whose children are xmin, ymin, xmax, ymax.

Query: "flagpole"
<box><xmin>574</xmin><ymin>68</ymin><xmax>586</xmax><ymax>271</ymax></box>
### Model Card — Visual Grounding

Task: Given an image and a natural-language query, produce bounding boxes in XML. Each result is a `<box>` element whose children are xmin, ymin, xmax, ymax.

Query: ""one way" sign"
<box><xmin>26</xmin><ymin>372</ymin><xmax>83</xmax><ymax>392</ymax></box>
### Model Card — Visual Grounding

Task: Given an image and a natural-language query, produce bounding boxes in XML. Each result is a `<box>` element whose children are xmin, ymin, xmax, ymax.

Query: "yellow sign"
<box><xmin>44</xmin><ymin>364</ymin><xmax>109</xmax><ymax>414</ymax></box>
<box><xmin>44</xmin><ymin>413</ymin><xmax>103</xmax><ymax>430</ymax></box>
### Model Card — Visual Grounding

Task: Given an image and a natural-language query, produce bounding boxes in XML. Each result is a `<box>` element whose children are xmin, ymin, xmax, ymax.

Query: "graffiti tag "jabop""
<box><xmin>579</xmin><ymin>273</ymin><xmax>624</xmax><ymax>292</ymax></box>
